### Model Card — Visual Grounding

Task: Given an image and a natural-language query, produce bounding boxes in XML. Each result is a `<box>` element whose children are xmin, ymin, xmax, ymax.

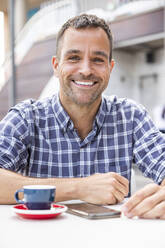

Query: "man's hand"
<box><xmin>78</xmin><ymin>172</ymin><xmax>129</xmax><ymax>205</ymax></box>
<box><xmin>122</xmin><ymin>183</ymin><xmax>165</xmax><ymax>219</ymax></box>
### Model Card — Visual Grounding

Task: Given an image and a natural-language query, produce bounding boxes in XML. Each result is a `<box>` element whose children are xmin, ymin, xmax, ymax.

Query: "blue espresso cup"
<box><xmin>15</xmin><ymin>185</ymin><xmax>56</xmax><ymax>210</ymax></box>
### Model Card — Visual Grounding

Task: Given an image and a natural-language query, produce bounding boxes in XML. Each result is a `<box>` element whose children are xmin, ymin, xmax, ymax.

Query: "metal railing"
<box><xmin>40</xmin><ymin>0</ymin><xmax>65</xmax><ymax>9</ymax></box>
<box><xmin>115</xmin><ymin>0</ymin><xmax>141</xmax><ymax>7</ymax></box>
<box><xmin>113</xmin><ymin>0</ymin><xmax>165</xmax><ymax>9</ymax></box>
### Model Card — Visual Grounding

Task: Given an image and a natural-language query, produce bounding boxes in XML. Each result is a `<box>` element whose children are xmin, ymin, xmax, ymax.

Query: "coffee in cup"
<box><xmin>15</xmin><ymin>185</ymin><xmax>56</xmax><ymax>210</ymax></box>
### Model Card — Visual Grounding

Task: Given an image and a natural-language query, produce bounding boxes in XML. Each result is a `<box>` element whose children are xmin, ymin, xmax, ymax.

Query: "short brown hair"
<box><xmin>56</xmin><ymin>14</ymin><xmax>113</xmax><ymax>61</ymax></box>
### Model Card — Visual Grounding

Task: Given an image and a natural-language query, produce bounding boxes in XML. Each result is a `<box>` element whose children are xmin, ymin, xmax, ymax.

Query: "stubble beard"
<box><xmin>61</xmin><ymin>82</ymin><xmax>106</xmax><ymax>107</ymax></box>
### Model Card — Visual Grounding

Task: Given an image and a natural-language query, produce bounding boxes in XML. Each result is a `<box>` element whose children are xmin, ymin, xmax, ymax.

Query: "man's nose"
<box><xmin>79</xmin><ymin>59</ymin><xmax>92</xmax><ymax>76</ymax></box>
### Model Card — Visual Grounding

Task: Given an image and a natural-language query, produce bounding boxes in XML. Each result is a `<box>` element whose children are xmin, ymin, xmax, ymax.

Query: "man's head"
<box><xmin>56</xmin><ymin>14</ymin><xmax>113</xmax><ymax>62</ymax></box>
<box><xmin>52</xmin><ymin>14</ymin><xmax>114</xmax><ymax>109</ymax></box>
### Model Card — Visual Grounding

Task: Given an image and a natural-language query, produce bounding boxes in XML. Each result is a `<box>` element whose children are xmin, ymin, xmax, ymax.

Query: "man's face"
<box><xmin>53</xmin><ymin>27</ymin><xmax>114</xmax><ymax>107</ymax></box>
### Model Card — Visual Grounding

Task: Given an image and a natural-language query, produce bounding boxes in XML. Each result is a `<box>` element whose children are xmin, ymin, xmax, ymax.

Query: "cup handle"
<box><xmin>15</xmin><ymin>189</ymin><xmax>24</xmax><ymax>204</ymax></box>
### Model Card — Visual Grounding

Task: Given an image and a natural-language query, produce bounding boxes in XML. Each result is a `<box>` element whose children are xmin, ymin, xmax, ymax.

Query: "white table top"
<box><xmin>0</xmin><ymin>200</ymin><xmax>165</xmax><ymax>248</ymax></box>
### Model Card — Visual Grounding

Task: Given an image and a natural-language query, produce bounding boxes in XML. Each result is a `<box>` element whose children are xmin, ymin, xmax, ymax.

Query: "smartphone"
<box><xmin>65</xmin><ymin>202</ymin><xmax>121</xmax><ymax>219</ymax></box>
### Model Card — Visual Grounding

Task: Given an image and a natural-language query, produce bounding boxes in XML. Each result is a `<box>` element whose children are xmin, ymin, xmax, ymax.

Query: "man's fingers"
<box><xmin>122</xmin><ymin>183</ymin><xmax>160</xmax><ymax>217</ymax></box>
<box><xmin>109</xmin><ymin>173</ymin><xmax>129</xmax><ymax>196</ymax></box>
<box><xmin>124</xmin><ymin>189</ymin><xmax>162</xmax><ymax>217</ymax></box>
<box><xmin>140</xmin><ymin>201</ymin><xmax>165</xmax><ymax>219</ymax></box>
<box><xmin>112</xmin><ymin>189</ymin><xmax>125</xmax><ymax>203</ymax></box>
<box><xmin>110</xmin><ymin>172</ymin><xmax>129</xmax><ymax>188</ymax></box>
<box><xmin>105</xmin><ymin>175</ymin><xmax>129</xmax><ymax>203</ymax></box>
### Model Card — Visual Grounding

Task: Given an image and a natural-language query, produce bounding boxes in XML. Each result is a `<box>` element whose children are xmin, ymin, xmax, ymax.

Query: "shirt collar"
<box><xmin>52</xmin><ymin>94</ymin><xmax>71</xmax><ymax>132</ymax></box>
<box><xmin>94</xmin><ymin>96</ymin><xmax>110</xmax><ymax>130</ymax></box>
<box><xmin>52</xmin><ymin>94</ymin><xmax>110</xmax><ymax>132</ymax></box>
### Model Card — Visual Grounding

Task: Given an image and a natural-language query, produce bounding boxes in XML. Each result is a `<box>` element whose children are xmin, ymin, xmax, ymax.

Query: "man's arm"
<box><xmin>0</xmin><ymin>168</ymin><xmax>78</xmax><ymax>204</ymax></box>
<box><xmin>0</xmin><ymin>168</ymin><xmax>129</xmax><ymax>205</ymax></box>
<box><xmin>122</xmin><ymin>179</ymin><xmax>165</xmax><ymax>219</ymax></box>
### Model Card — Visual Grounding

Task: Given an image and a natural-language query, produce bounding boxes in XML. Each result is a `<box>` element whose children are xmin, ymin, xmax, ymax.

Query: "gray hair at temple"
<box><xmin>56</xmin><ymin>14</ymin><xmax>113</xmax><ymax>61</ymax></box>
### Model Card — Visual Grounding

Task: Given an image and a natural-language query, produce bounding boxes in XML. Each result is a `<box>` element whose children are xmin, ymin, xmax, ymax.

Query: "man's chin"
<box><xmin>61</xmin><ymin>89</ymin><xmax>102</xmax><ymax>107</ymax></box>
<box><xmin>72</xmin><ymin>96</ymin><xmax>101</xmax><ymax>107</ymax></box>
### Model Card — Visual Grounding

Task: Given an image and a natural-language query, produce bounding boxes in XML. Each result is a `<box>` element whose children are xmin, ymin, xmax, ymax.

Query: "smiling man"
<box><xmin>0</xmin><ymin>14</ymin><xmax>165</xmax><ymax>219</ymax></box>
<box><xmin>52</xmin><ymin>25</ymin><xmax>113</xmax><ymax>139</ymax></box>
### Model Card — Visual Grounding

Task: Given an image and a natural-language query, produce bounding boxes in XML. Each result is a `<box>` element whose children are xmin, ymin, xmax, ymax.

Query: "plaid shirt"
<box><xmin>0</xmin><ymin>94</ymin><xmax>165</xmax><ymax>186</ymax></box>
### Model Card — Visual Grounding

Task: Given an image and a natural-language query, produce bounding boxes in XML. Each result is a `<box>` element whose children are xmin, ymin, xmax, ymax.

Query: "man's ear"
<box><xmin>52</xmin><ymin>56</ymin><xmax>59</xmax><ymax>77</ymax></box>
<box><xmin>110</xmin><ymin>59</ymin><xmax>115</xmax><ymax>73</ymax></box>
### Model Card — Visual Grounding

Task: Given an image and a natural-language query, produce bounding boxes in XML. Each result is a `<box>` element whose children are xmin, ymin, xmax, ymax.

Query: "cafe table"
<box><xmin>0</xmin><ymin>199</ymin><xmax>165</xmax><ymax>248</ymax></box>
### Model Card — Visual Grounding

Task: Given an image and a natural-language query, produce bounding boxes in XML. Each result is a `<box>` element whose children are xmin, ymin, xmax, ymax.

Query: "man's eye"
<box><xmin>93</xmin><ymin>57</ymin><xmax>104</xmax><ymax>63</ymax></box>
<box><xmin>68</xmin><ymin>56</ymin><xmax>80</xmax><ymax>61</ymax></box>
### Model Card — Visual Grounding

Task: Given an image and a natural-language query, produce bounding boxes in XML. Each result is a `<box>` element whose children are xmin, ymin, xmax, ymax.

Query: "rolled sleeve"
<box><xmin>133</xmin><ymin>104</ymin><xmax>165</xmax><ymax>184</ymax></box>
<box><xmin>0</xmin><ymin>109</ymin><xmax>30</xmax><ymax>172</ymax></box>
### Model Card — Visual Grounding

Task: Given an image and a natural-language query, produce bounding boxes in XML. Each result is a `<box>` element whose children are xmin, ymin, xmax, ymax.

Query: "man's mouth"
<box><xmin>72</xmin><ymin>80</ymin><xmax>97</xmax><ymax>86</ymax></box>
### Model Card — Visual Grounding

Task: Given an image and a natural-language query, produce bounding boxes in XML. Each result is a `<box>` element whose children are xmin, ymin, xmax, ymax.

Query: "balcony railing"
<box><xmin>111</xmin><ymin>0</ymin><xmax>165</xmax><ymax>10</ymax></box>
<box><xmin>115</xmin><ymin>0</ymin><xmax>142</xmax><ymax>7</ymax></box>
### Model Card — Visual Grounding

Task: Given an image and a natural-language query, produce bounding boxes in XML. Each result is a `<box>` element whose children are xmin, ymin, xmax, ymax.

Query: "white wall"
<box><xmin>104</xmin><ymin>47</ymin><xmax>165</xmax><ymax>120</ymax></box>
<box><xmin>104</xmin><ymin>50</ymin><xmax>135</xmax><ymax>99</ymax></box>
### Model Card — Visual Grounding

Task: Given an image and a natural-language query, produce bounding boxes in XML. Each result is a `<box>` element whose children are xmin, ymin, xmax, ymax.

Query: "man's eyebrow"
<box><xmin>93</xmin><ymin>51</ymin><xmax>109</xmax><ymax>59</ymax></box>
<box><xmin>64</xmin><ymin>49</ymin><xmax>81</xmax><ymax>56</ymax></box>
<box><xmin>64</xmin><ymin>49</ymin><xmax>109</xmax><ymax>59</ymax></box>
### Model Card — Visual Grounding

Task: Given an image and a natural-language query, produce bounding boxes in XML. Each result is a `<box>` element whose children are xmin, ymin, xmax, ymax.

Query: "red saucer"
<box><xmin>12</xmin><ymin>204</ymin><xmax>68</xmax><ymax>219</ymax></box>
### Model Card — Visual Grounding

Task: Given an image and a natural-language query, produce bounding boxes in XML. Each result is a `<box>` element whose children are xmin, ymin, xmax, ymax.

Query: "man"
<box><xmin>0</xmin><ymin>14</ymin><xmax>165</xmax><ymax>219</ymax></box>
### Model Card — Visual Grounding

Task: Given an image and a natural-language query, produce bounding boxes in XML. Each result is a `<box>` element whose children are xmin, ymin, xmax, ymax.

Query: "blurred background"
<box><xmin>0</xmin><ymin>0</ymin><xmax>165</xmax><ymax>192</ymax></box>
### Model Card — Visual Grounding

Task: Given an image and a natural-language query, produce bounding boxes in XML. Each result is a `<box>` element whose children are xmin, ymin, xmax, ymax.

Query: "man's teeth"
<box><xmin>74</xmin><ymin>81</ymin><xmax>95</xmax><ymax>86</ymax></box>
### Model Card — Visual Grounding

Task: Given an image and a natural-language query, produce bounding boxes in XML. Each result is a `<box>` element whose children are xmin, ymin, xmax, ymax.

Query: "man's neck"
<box><xmin>60</xmin><ymin>98</ymin><xmax>101</xmax><ymax>140</ymax></box>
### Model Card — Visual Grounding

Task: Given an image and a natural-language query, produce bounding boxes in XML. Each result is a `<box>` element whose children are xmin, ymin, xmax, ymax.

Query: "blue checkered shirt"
<box><xmin>0</xmin><ymin>94</ymin><xmax>165</xmax><ymax>185</ymax></box>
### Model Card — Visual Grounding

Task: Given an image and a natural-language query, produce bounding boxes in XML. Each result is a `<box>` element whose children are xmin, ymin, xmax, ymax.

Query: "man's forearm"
<box><xmin>0</xmin><ymin>169</ymin><xmax>129</xmax><ymax>205</ymax></box>
<box><xmin>0</xmin><ymin>168</ymin><xmax>82</xmax><ymax>204</ymax></box>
